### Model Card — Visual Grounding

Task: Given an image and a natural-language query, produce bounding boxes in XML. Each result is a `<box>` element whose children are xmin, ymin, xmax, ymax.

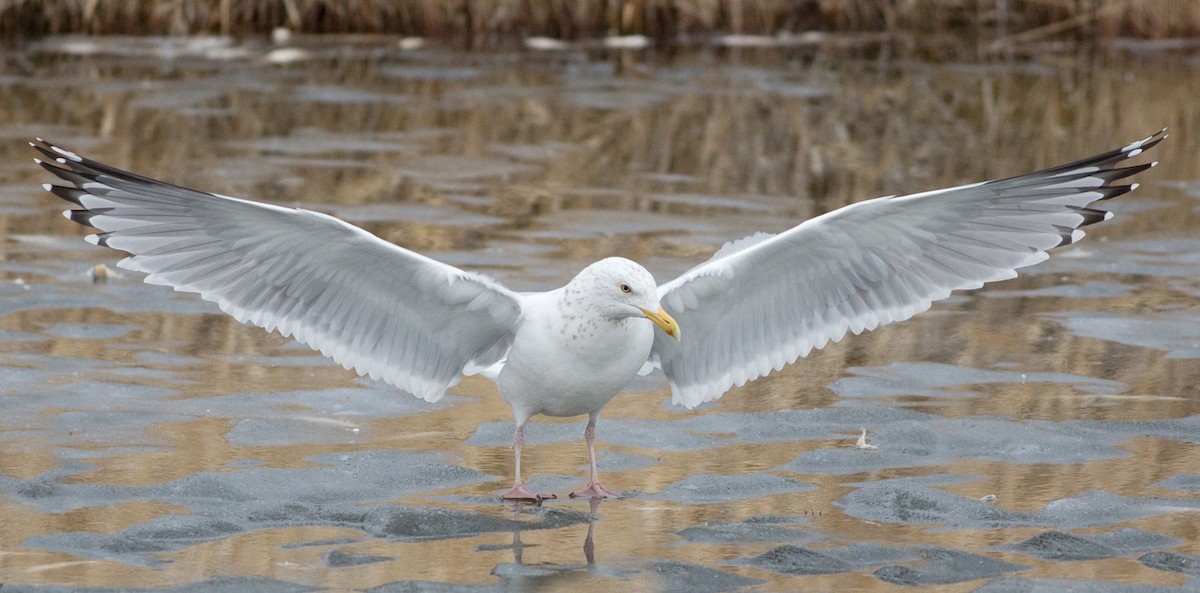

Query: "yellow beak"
<box><xmin>640</xmin><ymin>306</ymin><xmax>681</xmax><ymax>339</ymax></box>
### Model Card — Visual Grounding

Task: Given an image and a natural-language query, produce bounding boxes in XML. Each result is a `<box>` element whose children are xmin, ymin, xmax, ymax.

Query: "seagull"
<box><xmin>32</xmin><ymin>130</ymin><xmax>1163</xmax><ymax>501</ymax></box>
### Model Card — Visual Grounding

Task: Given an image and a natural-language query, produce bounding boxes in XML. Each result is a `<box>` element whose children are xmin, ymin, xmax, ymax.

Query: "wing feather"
<box><xmin>653</xmin><ymin>130</ymin><xmax>1165</xmax><ymax>408</ymax></box>
<box><xmin>34</xmin><ymin>139</ymin><xmax>523</xmax><ymax>402</ymax></box>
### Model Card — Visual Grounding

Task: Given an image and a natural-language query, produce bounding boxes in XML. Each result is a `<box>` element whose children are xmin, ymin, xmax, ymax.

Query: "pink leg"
<box><xmin>502</xmin><ymin>424</ymin><xmax>555</xmax><ymax>501</ymax></box>
<box><xmin>570</xmin><ymin>415</ymin><xmax>621</xmax><ymax>499</ymax></box>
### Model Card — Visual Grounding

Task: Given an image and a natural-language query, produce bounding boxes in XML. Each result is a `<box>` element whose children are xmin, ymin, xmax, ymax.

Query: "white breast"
<box><xmin>496</xmin><ymin>291</ymin><xmax>654</xmax><ymax>421</ymax></box>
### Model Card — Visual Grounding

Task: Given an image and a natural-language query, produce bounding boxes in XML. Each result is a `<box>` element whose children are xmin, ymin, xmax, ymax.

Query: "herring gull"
<box><xmin>32</xmin><ymin>130</ymin><xmax>1163</xmax><ymax>500</ymax></box>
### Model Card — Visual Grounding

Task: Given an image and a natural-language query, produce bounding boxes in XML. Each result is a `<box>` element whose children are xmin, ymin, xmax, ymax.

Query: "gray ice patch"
<box><xmin>780</xmin><ymin>416</ymin><xmax>1129</xmax><ymax>475</ymax></box>
<box><xmin>836</xmin><ymin>481</ymin><xmax>1200</xmax><ymax>530</ymax></box>
<box><xmin>1047</xmin><ymin>311</ymin><xmax>1200</xmax><ymax>359</ymax></box>
<box><xmin>873</xmin><ymin>547</ymin><xmax>1029</xmax><ymax>585</ymax></box>
<box><xmin>649</xmin><ymin>473</ymin><xmax>816</xmax><ymax>504</ymax></box>
<box><xmin>42</xmin><ymin>322</ymin><xmax>138</xmax><ymax>340</ymax></box>
<box><xmin>830</xmin><ymin>361</ymin><xmax>1125</xmax><ymax>399</ymax></box>
<box><xmin>739</xmin><ymin>543</ymin><xmax>915</xmax><ymax>576</ymax></box>
<box><xmin>996</xmin><ymin>528</ymin><xmax>1179</xmax><ymax>561</ymax></box>
<box><xmin>676</xmin><ymin>515</ymin><xmax>817</xmax><ymax>543</ymax></box>
<box><xmin>1154</xmin><ymin>474</ymin><xmax>1200</xmax><ymax>490</ymax></box>
<box><xmin>975</xmin><ymin>577</ymin><xmax>1194</xmax><ymax>593</ymax></box>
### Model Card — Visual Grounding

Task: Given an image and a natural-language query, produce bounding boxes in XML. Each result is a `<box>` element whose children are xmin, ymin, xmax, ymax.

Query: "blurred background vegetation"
<box><xmin>1</xmin><ymin>0</ymin><xmax>1197</xmax><ymax>44</ymax></box>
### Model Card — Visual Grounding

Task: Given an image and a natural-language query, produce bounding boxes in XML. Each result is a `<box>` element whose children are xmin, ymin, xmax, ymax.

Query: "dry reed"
<box><xmin>1</xmin><ymin>0</ymin><xmax>1197</xmax><ymax>41</ymax></box>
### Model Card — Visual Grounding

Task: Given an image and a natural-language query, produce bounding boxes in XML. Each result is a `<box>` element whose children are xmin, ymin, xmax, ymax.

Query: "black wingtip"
<box><xmin>65</xmin><ymin>208</ymin><xmax>99</xmax><ymax>227</ymax></box>
<box><xmin>1075</xmin><ymin>206</ymin><xmax>1111</xmax><ymax>227</ymax></box>
<box><xmin>1052</xmin><ymin>224</ymin><xmax>1075</xmax><ymax>248</ymax></box>
<box><xmin>46</xmin><ymin>184</ymin><xmax>86</xmax><ymax>206</ymax></box>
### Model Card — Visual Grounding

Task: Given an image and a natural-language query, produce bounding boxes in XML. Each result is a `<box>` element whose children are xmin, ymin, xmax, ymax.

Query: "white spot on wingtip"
<box><xmin>1128</xmin><ymin>148</ymin><xmax>1143</xmax><ymax>157</ymax></box>
<box><xmin>55</xmin><ymin>157</ymin><xmax>66</xmax><ymax>164</ymax></box>
<box><xmin>50</xmin><ymin>145</ymin><xmax>83</xmax><ymax>162</ymax></box>
<box><xmin>1150</xmin><ymin>161</ymin><xmax>1159</xmax><ymax>168</ymax></box>
<box><xmin>1103</xmin><ymin>211</ymin><xmax>1114</xmax><ymax>221</ymax></box>
<box><xmin>41</xmin><ymin>183</ymin><xmax>52</xmax><ymax>191</ymax></box>
<box><xmin>84</xmin><ymin>234</ymin><xmax>99</xmax><ymax>245</ymax></box>
<box><xmin>1072</xmin><ymin>229</ymin><xmax>1085</xmax><ymax>242</ymax></box>
<box><xmin>33</xmin><ymin>158</ymin><xmax>42</xmax><ymax>165</ymax></box>
<box><xmin>1131</xmin><ymin>182</ymin><xmax>1140</xmax><ymax>191</ymax></box>
<box><xmin>61</xmin><ymin>210</ymin><xmax>72</xmax><ymax>220</ymax></box>
<box><xmin>28</xmin><ymin>141</ymin><xmax>35</xmax><ymax>147</ymax></box>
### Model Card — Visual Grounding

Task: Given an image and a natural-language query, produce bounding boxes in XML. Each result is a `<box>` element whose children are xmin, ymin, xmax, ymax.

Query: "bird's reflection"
<box><xmin>491</xmin><ymin>498</ymin><xmax>603</xmax><ymax>590</ymax></box>
<box><xmin>583</xmin><ymin>497</ymin><xmax>598</xmax><ymax>565</ymax></box>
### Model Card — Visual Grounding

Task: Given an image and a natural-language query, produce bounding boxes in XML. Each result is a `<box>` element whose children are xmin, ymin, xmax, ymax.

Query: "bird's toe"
<box><xmin>501</xmin><ymin>484</ymin><xmax>556</xmax><ymax>502</ymax></box>
<box><xmin>569</xmin><ymin>482</ymin><xmax>621</xmax><ymax>499</ymax></box>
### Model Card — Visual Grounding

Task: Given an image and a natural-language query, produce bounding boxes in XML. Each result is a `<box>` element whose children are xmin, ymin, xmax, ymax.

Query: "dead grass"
<box><xmin>1</xmin><ymin>0</ymin><xmax>1197</xmax><ymax>41</ymax></box>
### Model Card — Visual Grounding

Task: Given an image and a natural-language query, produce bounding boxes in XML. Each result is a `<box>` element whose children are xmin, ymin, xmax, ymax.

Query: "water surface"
<box><xmin>1</xmin><ymin>37</ymin><xmax>1200</xmax><ymax>592</ymax></box>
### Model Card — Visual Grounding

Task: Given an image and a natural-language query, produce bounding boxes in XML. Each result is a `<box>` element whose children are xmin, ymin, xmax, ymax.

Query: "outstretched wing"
<box><xmin>34</xmin><ymin>139</ymin><xmax>523</xmax><ymax>402</ymax></box>
<box><xmin>652</xmin><ymin>130</ymin><xmax>1165</xmax><ymax>408</ymax></box>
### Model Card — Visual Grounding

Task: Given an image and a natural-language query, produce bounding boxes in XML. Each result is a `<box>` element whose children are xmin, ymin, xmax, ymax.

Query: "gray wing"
<box><xmin>34</xmin><ymin>139</ymin><xmax>523</xmax><ymax>402</ymax></box>
<box><xmin>652</xmin><ymin>129</ymin><xmax>1165</xmax><ymax>408</ymax></box>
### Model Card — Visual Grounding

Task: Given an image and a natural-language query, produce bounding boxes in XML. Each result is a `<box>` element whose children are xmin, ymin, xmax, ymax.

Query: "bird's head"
<box><xmin>567</xmin><ymin>257</ymin><xmax>680</xmax><ymax>339</ymax></box>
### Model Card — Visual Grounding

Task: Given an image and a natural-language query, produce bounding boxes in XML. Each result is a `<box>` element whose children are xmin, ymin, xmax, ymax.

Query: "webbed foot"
<box><xmin>502</xmin><ymin>483</ymin><xmax>556</xmax><ymax>502</ymax></box>
<box><xmin>569</xmin><ymin>481</ymin><xmax>621</xmax><ymax>499</ymax></box>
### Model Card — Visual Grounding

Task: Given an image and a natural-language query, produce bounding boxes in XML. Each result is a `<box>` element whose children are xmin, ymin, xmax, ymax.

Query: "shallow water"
<box><xmin>1</xmin><ymin>37</ymin><xmax>1200</xmax><ymax>592</ymax></box>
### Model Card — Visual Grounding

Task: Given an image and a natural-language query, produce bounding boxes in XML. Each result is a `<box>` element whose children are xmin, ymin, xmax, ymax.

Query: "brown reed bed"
<box><xmin>1</xmin><ymin>0</ymin><xmax>1197</xmax><ymax>42</ymax></box>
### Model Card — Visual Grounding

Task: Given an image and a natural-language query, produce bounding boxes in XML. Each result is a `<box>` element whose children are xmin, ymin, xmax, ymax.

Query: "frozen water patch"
<box><xmin>829</xmin><ymin>361</ymin><xmax>1125</xmax><ymax>399</ymax></box>
<box><xmin>467</xmin><ymin>407</ymin><xmax>928</xmax><ymax>451</ymax></box>
<box><xmin>1</xmin><ymin>350</ymin><xmax>448</xmax><ymax>445</ymax></box>
<box><xmin>836</xmin><ymin>480</ymin><xmax>1033</xmax><ymax>528</ymax></box>
<box><xmin>0</xmin><ymin>576</ymin><xmax>319</xmax><ymax>592</ymax></box>
<box><xmin>467</xmin><ymin>419</ymin><xmax>724</xmax><ymax>451</ymax></box>
<box><xmin>981</xmin><ymin>280</ymin><xmax>1132</xmax><ymax>299</ymax></box>
<box><xmin>874</xmin><ymin>547</ymin><xmax>1029</xmax><ymax>585</ymax></box>
<box><xmin>1040</xmin><ymin>238</ymin><xmax>1200</xmax><ymax>279</ymax></box>
<box><xmin>52</xmin><ymin>410</ymin><xmax>193</xmax><ymax>447</ymax></box>
<box><xmin>976</xmin><ymin>577</ymin><xmax>1195</xmax><ymax>593</ymax></box>
<box><xmin>836</xmin><ymin>481</ymin><xmax>1200</xmax><ymax>530</ymax></box>
<box><xmin>1047</xmin><ymin>311</ymin><xmax>1200</xmax><ymax>358</ymax></box>
<box><xmin>0</xmin><ymin>282</ymin><xmax>222</xmax><ymax>317</ymax></box>
<box><xmin>676</xmin><ymin>515</ymin><xmax>816</xmax><ymax>543</ymax></box>
<box><xmin>1154</xmin><ymin>474</ymin><xmax>1200</xmax><ymax>490</ymax></box>
<box><xmin>649</xmin><ymin>473</ymin><xmax>816</xmax><ymax>504</ymax></box>
<box><xmin>0</xmin><ymin>329</ymin><xmax>48</xmax><ymax>342</ymax></box>
<box><xmin>1140</xmin><ymin>551</ymin><xmax>1200</xmax><ymax>576</ymax></box>
<box><xmin>646</xmin><ymin>560</ymin><xmax>764</xmax><ymax>593</ymax></box>
<box><xmin>224</xmin><ymin>416</ymin><xmax>364</xmax><ymax>446</ymax></box>
<box><xmin>362</xmin><ymin>506</ymin><xmax>590</xmax><ymax>541</ymax></box>
<box><xmin>577</xmin><ymin>451</ymin><xmax>658</xmax><ymax>473</ymax></box>
<box><xmin>3</xmin><ymin>451</ymin><xmax>489</xmax><ymax>513</ymax></box>
<box><xmin>4</xmin><ymin>450</ymin><xmax>508</xmax><ymax>564</ymax></box>
<box><xmin>740</xmin><ymin>543</ymin><xmax>914</xmax><ymax>576</ymax></box>
<box><xmin>996</xmin><ymin>528</ymin><xmax>1179</xmax><ymax>561</ymax></box>
<box><xmin>779</xmin><ymin>416</ymin><xmax>1129</xmax><ymax>475</ymax></box>
<box><xmin>323</xmin><ymin>549</ymin><xmax>394</xmax><ymax>567</ymax></box>
<box><xmin>366</xmin><ymin>581</ymin><xmax>502</xmax><ymax>593</ymax></box>
<box><xmin>1060</xmin><ymin>414</ymin><xmax>1200</xmax><ymax>445</ymax></box>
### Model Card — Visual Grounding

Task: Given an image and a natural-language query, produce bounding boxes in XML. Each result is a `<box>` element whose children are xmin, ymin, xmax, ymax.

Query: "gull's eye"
<box><xmin>619</xmin><ymin>283</ymin><xmax>632</xmax><ymax>294</ymax></box>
